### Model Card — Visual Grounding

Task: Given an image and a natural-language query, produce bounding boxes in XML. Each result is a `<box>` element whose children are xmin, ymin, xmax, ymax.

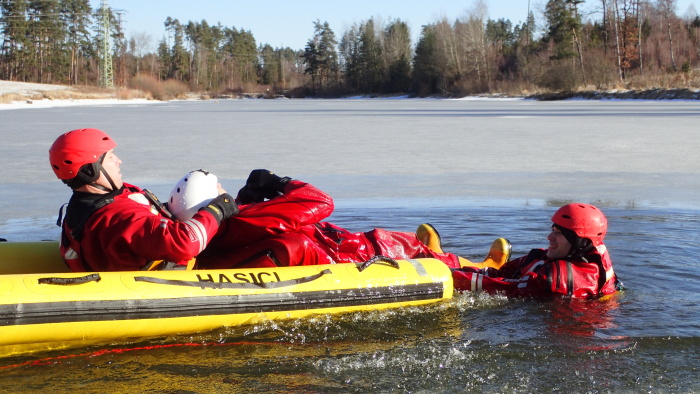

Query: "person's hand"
<box><xmin>237</xmin><ymin>169</ymin><xmax>291</xmax><ymax>204</ymax></box>
<box><xmin>200</xmin><ymin>193</ymin><xmax>238</xmax><ymax>223</ymax></box>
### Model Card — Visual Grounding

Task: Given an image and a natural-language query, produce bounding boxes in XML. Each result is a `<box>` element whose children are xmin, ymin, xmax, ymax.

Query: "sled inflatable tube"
<box><xmin>0</xmin><ymin>242</ymin><xmax>453</xmax><ymax>358</ymax></box>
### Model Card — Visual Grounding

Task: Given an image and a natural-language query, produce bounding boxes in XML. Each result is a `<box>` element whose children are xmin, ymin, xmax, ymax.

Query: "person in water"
<box><xmin>50</xmin><ymin>128</ymin><xmax>509</xmax><ymax>272</ymax></box>
<box><xmin>451</xmin><ymin>203</ymin><xmax>622</xmax><ymax>299</ymax></box>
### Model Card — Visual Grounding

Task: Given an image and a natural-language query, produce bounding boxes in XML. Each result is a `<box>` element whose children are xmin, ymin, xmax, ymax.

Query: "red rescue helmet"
<box><xmin>49</xmin><ymin>128</ymin><xmax>116</xmax><ymax>181</ymax></box>
<box><xmin>551</xmin><ymin>203</ymin><xmax>607</xmax><ymax>246</ymax></box>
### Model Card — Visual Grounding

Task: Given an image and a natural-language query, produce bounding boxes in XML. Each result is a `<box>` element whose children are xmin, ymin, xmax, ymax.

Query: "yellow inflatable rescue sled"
<box><xmin>0</xmin><ymin>241</ymin><xmax>453</xmax><ymax>358</ymax></box>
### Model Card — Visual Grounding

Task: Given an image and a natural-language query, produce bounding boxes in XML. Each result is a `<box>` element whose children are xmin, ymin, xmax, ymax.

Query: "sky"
<box><xmin>91</xmin><ymin>0</ymin><xmax>700</xmax><ymax>51</ymax></box>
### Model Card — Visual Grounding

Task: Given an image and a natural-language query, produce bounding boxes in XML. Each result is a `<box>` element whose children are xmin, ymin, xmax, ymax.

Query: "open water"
<box><xmin>0</xmin><ymin>98</ymin><xmax>698</xmax><ymax>392</ymax></box>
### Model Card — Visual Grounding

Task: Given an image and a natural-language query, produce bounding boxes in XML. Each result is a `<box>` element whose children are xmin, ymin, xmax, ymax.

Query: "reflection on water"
<box><xmin>0</xmin><ymin>204</ymin><xmax>698</xmax><ymax>392</ymax></box>
<box><xmin>544</xmin><ymin>295</ymin><xmax>632</xmax><ymax>352</ymax></box>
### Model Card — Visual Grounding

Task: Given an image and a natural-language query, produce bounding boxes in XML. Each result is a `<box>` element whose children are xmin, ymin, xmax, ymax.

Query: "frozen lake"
<box><xmin>0</xmin><ymin>98</ymin><xmax>698</xmax><ymax>391</ymax></box>
<box><xmin>1</xmin><ymin>97</ymin><xmax>699</xmax><ymax>239</ymax></box>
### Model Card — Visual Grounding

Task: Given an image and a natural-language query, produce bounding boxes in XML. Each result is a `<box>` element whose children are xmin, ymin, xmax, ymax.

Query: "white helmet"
<box><xmin>168</xmin><ymin>169</ymin><xmax>219</xmax><ymax>221</ymax></box>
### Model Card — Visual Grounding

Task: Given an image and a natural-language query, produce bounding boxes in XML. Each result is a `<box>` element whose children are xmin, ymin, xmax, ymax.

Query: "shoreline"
<box><xmin>527</xmin><ymin>88</ymin><xmax>700</xmax><ymax>101</ymax></box>
<box><xmin>2</xmin><ymin>80</ymin><xmax>700</xmax><ymax>109</ymax></box>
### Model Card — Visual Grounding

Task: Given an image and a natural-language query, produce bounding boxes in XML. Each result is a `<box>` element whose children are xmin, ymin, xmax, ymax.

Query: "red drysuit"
<box><xmin>451</xmin><ymin>247</ymin><xmax>619</xmax><ymax>299</ymax></box>
<box><xmin>61</xmin><ymin>180</ymin><xmax>461</xmax><ymax>271</ymax></box>
<box><xmin>198</xmin><ymin>180</ymin><xmax>462</xmax><ymax>269</ymax></box>
<box><xmin>60</xmin><ymin>183</ymin><xmax>221</xmax><ymax>271</ymax></box>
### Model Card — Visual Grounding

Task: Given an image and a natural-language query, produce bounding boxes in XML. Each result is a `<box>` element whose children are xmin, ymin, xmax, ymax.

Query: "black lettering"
<box><xmin>196</xmin><ymin>274</ymin><xmax>214</xmax><ymax>282</ymax></box>
<box><xmin>233</xmin><ymin>273</ymin><xmax>251</xmax><ymax>283</ymax></box>
<box><xmin>197</xmin><ymin>271</ymin><xmax>283</xmax><ymax>284</ymax></box>
<box><xmin>257</xmin><ymin>272</ymin><xmax>274</xmax><ymax>283</ymax></box>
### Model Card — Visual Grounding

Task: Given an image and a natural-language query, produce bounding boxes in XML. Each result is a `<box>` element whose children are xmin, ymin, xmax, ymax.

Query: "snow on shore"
<box><xmin>0</xmin><ymin>80</ymin><xmax>71</xmax><ymax>95</ymax></box>
<box><xmin>4</xmin><ymin>79</ymin><xmax>699</xmax><ymax>108</ymax></box>
<box><xmin>0</xmin><ymin>97</ymin><xmax>155</xmax><ymax>110</ymax></box>
<box><xmin>0</xmin><ymin>80</ymin><xmax>155</xmax><ymax>110</ymax></box>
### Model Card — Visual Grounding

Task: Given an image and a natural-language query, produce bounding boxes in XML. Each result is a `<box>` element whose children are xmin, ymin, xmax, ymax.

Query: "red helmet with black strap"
<box><xmin>49</xmin><ymin>128</ymin><xmax>117</xmax><ymax>190</ymax></box>
<box><xmin>551</xmin><ymin>203</ymin><xmax>607</xmax><ymax>246</ymax></box>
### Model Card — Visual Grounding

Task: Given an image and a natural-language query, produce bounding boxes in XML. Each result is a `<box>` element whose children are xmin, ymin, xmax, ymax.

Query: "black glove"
<box><xmin>237</xmin><ymin>169</ymin><xmax>291</xmax><ymax>204</ymax></box>
<box><xmin>199</xmin><ymin>193</ymin><xmax>238</xmax><ymax>224</ymax></box>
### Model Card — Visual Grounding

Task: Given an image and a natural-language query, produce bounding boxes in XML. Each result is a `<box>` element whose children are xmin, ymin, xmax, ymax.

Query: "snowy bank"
<box><xmin>0</xmin><ymin>97</ymin><xmax>158</xmax><ymax>111</ymax></box>
<box><xmin>0</xmin><ymin>80</ymin><xmax>163</xmax><ymax>110</ymax></box>
<box><xmin>0</xmin><ymin>80</ymin><xmax>71</xmax><ymax>95</ymax></box>
<box><xmin>529</xmin><ymin>88</ymin><xmax>700</xmax><ymax>101</ymax></box>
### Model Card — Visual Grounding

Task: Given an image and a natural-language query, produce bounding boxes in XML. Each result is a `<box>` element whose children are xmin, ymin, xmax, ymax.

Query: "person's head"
<box><xmin>49</xmin><ymin>128</ymin><xmax>123</xmax><ymax>192</ymax></box>
<box><xmin>168</xmin><ymin>169</ymin><xmax>220</xmax><ymax>221</ymax></box>
<box><xmin>547</xmin><ymin>203</ymin><xmax>607</xmax><ymax>260</ymax></box>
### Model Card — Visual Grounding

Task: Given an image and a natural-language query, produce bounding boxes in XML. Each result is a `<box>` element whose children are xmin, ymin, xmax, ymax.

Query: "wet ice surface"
<box><xmin>1</xmin><ymin>98</ymin><xmax>699</xmax><ymax>237</ymax></box>
<box><xmin>0</xmin><ymin>98</ymin><xmax>699</xmax><ymax>392</ymax></box>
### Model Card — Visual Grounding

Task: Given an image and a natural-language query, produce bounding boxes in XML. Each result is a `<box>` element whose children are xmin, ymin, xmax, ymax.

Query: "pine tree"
<box><xmin>259</xmin><ymin>43</ymin><xmax>276</xmax><ymax>85</ymax></box>
<box><xmin>339</xmin><ymin>23</ymin><xmax>361</xmax><ymax>91</ymax></box>
<box><xmin>317</xmin><ymin>21</ymin><xmax>338</xmax><ymax>88</ymax></box>
<box><xmin>1</xmin><ymin>0</ymin><xmax>30</xmax><ymax>80</ymax></box>
<box><xmin>156</xmin><ymin>38</ymin><xmax>169</xmax><ymax>80</ymax></box>
<box><xmin>60</xmin><ymin>0</ymin><xmax>93</xmax><ymax>85</ymax></box>
<box><xmin>185</xmin><ymin>20</ymin><xmax>222</xmax><ymax>89</ymax></box>
<box><xmin>543</xmin><ymin>0</ymin><xmax>587</xmax><ymax>88</ymax></box>
<box><xmin>301</xmin><ymin>20</ymin><xmax>338</xmax><ymax>91</ymax></box>
<box><xmin>486</xmin><ymin>18</ymin><xmax>515</xmax><ymax>54</ymax></box>
<box><xmin>357</xmin><ymin>18</ymin><xmax>382</xmax><ymax>92</ymax></box>
<box><xmin>412</xmin><ymin>25</ymin><xmax>441</xmax><ymax>96</ymax></box>
<box><xmin>222</xmin><ymin>27</ymin><xmax>258</xmax><ymax>86</ymax></box>
<box><xmin>302</xmin><ymin>34</ymin><xmax>320</xmax><ymax>89</ymax></box>
<box><xmin>545</xmin><ymin>0</ymin><xmax>581</xmax><ymax>60</ymax></box>
<box><xmin>382</xmin><ymin>19</ymin><xmax>412</xmax><ymax>93</ymax></box>
<box><xmin>164</xmin><ymin>17</ymin><xmax>189</xmax><ymax>81</ymax></box>
<box><xmin>27</xmin><ymin>0</ymin><xmax>65</xmax><ymax>83</ymax></box>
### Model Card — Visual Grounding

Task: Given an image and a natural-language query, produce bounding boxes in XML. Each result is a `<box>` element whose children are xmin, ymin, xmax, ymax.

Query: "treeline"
<box><xmin>1</xmin><ymin>0</ymin><xmax>699</xmax><ymax>97</ymax></box>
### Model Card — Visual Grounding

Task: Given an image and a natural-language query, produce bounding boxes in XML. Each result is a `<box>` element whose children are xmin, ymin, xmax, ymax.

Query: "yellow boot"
<box><xmin>417</xmin><ymin>224</ymin><xmax>511</xmax><ymax>270</ymax></box>
<box><xmin>460</xmin><ymin>238</ymin><xmax>512</xmax><ymax>270</ymax></box>
<box><xmin>416</xmin><ymin>223</ymin><xmax>444</xmax><ymax>254</ymax></box>
<box><xmin>417</xmin><ymin>223</ymin><xmax>477</xmax><ymax>266</ymax></box>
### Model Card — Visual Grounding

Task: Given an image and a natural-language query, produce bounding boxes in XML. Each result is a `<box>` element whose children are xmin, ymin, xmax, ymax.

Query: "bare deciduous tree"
<box><xmin>129</xmin><ymin>32</ymin><xmax>152</xmax><ymax>76</ymax></box>
<box><xmin>657</xmin><ymin>0</ymin><xmax>678</xmax><ymax>71</ymax></box>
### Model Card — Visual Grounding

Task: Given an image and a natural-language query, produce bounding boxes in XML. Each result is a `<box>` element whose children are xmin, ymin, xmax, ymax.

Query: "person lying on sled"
<box><xmin>171</xmin><ymin>168</ymin><xmax>512</xmax><ymax>271</ymax></box>
<box><xmin>50</xmin><ymin>128</ymin><xmax>509</xmax><ymax>272</ymax></box>
<box><xmin>451</xmin><ymin>203</ymin><xmax>622</xmax><ymax>299</ymax></box>
<box><xmin>49</xmin><ymin>128</ymin><xmax>239</xmax><ymax>271</ymax></box>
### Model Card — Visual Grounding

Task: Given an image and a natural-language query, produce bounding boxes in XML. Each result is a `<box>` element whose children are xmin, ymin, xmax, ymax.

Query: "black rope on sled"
<box><xmin>38</xmin><ymin>273</ymin><xmax>101</xmax><ymax>285</ymax></box>
<box><xmin>357</xmin><ymin>255</ymin><xmax>400</xmax><ymax>272</ymax></box>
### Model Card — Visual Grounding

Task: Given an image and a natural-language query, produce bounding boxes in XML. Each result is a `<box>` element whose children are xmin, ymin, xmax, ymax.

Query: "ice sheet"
<box><xmin>0</xmin><ymin>98</ymin><xmax>698</xmax><ymax>239</ymax></box>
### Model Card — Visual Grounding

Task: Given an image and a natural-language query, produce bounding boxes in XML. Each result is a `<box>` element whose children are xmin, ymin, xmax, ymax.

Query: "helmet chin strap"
<box><xmin>554</xmin><ymin>224</ymin><xmax>594</xmax><ymax>262</ymax></box>
<box><xmin>565</xmin><ymin>239</ymin><xmax>594</xmax><ymax>262</ymax></box>
<box><xmin>88</xmin><ymin>158</ymin><xmax>119</xmax><ymax>192</ymax></box>
<box><xmin>87</xmin><ymin>170</ymin><xmax>116</xmax><ymax>192</ymax></box>
<box><xmin>71</xmin><ymin>153</ymin><xmax>119</xmax><ymax>193</ymax></box>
